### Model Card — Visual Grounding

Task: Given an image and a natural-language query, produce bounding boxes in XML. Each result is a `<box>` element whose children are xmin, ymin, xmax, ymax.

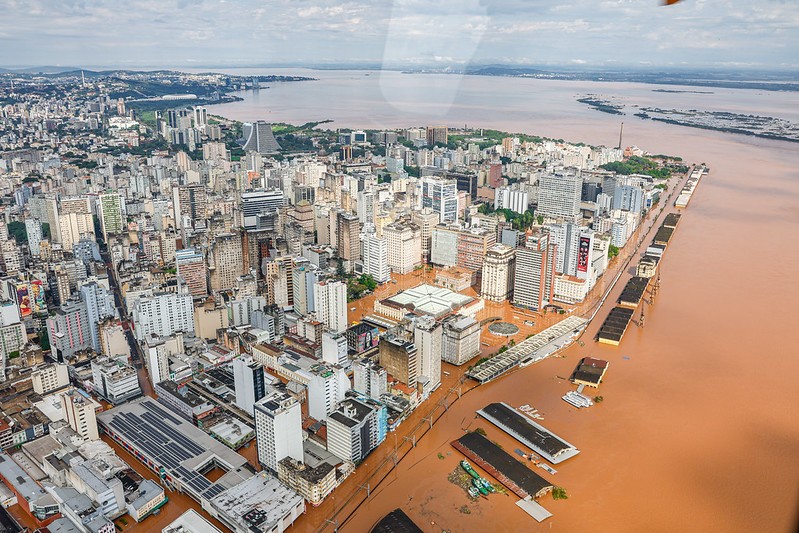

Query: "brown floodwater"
<box><xmin>192</xmin><ymin>70</ymin><xmax>799</xmax><ymax>532</ymax></box>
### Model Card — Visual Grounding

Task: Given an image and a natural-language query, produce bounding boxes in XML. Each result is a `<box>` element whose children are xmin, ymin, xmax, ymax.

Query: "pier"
<box><xmin>596</xmin><ymin>306</ymin><xmax>634</xmax><ymax>345</ymax></box>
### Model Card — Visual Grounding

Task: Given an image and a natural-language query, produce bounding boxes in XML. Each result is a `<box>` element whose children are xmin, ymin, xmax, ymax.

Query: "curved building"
<box><xmin>241</xmin><ymin>121</ymin><xmax>281</xmax><ymax>153</ymax></box>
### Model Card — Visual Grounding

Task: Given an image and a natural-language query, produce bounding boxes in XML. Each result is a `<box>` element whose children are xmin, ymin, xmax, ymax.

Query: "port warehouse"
<box><xmin>476</xmin><ymin>403</ymin><xmax>580</xmax><ymax>465</ymax></box>
<box><xmin>596</xmin><ymin>212</ymin><xmax>682</xmax><ymax>346</ymax></box>
<box><xmin>571</xmin><ymin>357</ymin><xmax>609</xmax><ymax>388</ymax></box>
<box><xmin>452</xmin><ymin>432</ymin><xmax>553</xmax><ymax>499</ymax></box>
<box><xmin>675</xmin><ymin>167</ymin><xmax>704</xmax><ymax>208</ymax></box>
<box><xmin>371</xmin><ymin>509</ymin><xmax>424</xmax><ymax>533</ymax></box>
<box><xmin>467</xmin><ymin>316</ymin><xmax>587</xmax><ymax>384</ymax></box>
<box><xmin>596</xmin><ymin>307</ymin><xmax>634</xmax><ymax>345</ymax></box>
<box><xmin>617</xmin><ymin>276</ymin><xmax>651</xmax><ymax>308</ymax></box>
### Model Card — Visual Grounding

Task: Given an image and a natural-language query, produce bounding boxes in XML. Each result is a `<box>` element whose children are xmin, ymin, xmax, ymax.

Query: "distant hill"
<box><xmin>8</xmin><ymin>66</ymin><xmax>83</xmax><ymax>74</ymax></box>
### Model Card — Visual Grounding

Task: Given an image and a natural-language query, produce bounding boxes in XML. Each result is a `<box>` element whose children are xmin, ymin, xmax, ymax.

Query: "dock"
<box><xmin>467</xmin><ymin>316</ymin><xmax>586</xmax><ymax>384</ymax></box>
<box><xmin>451</xmin><ymin>432</ymin><xmax>553</xmax><ymax>500</ymax></box>
<box><xmin>476</xmin><ymin>402</ymin><xmax>580</xmax><ymax>464</ymax></box>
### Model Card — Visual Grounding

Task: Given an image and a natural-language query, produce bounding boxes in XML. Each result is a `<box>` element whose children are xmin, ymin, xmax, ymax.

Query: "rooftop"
<box><xmin>380</xmin><ymin>283</ymin><xmax>474</xmax><ymax>318</ymax></box>
<box><xmin>208</xmin><ymin>472</ymin><xmax>303</xmax><ymax>533</ymax></box>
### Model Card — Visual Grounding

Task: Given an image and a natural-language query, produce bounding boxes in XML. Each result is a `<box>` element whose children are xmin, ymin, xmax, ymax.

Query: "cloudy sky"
<box><xmin>0</xmin><ymin>0</ymin><xmax>797</xmax><ymax>70</ymax></box>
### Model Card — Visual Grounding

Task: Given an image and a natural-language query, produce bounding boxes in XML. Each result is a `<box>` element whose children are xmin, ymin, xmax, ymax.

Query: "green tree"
<box><xmin>358</xmin><ymin>274</ymin><xmax>377</xmax><ymax>292</ymax></box>
<box><xmin>7</xmin><ymin>221</ymin><xmax>27</xmax><ymax>244</ymax></box>
<box><xmin>608</xmin><ymin>245</ymin><xmax>620</xmax><ymax>259</ymax></box>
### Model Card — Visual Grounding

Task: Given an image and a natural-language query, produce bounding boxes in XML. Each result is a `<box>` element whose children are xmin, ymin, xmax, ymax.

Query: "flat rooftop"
<box><xmin>452</xmin><ymin>431</ymin><xmax>553</xmax><ymax>499</ymax></box>
<box><xmin>96</xmin><ymin>397</ymin><xmax>247</xmax><ymax>503</ymax></box>
<box><xmin>618</xmin><ymin>276</ymin><xmax>649</xmax><ymax>307</ymax></box>
<box><xmin>597</xmin><ymin>307</ymin><xmax>634</xmax><ymax>345</ymax></box>
<box><xmin>208</xmin><ymin>472</ymin><xmax>303</xmax><ymax>533</ymax></box>
<box><xmin>477</xmin><ymin>403</ymin><xmax>580</xmax><ymax>464</ymax></box>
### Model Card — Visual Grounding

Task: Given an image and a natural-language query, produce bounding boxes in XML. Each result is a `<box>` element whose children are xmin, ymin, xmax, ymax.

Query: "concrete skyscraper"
<box><xmin>513</xmin><ymin>231</ymin><xmax>557</xmax><ymax>311</ymax></box>
<box><xmin>241</xmin><ymin>121</ymin><xmax>282</xmax><ymax>154</ymax></box>
<box><xmin>537</xmin><ymin>172</ymin><xmax>583</xmax><ymax>222</ymax></box>
<box><xmin>254</xmin><ymin>391</ymin><xmax>303</xmax><ymax>473</ymax></box>
<box><xmin>480</xmin><ymin>244</ymin><xmax>516</xmax><ymax>302</ymax></box>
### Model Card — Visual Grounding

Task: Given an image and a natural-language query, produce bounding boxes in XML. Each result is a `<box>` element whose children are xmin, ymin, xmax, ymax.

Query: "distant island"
<box><xmin>652</xmin><ymin>89</ymin><xmax>714</xmax><ymax>94</ymax></box>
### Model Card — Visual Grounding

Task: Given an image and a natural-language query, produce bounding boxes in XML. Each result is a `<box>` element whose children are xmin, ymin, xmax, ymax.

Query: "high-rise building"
<box><xmin>353</xmin><ymin>360</ymin><xmax>387</xmax><ymax>400</ymax></box>
<box><xmin>57</xmin><ymin>212</ymin><xmax>94</xmax><ymax>252</ymax></box>
<box><xmin>233</xmin><ymin>357</ymin><xmax>266</xmax><ymax>416</ymax></box>
<box><xmin>193</xmin><ymin>106</ymin><xmax>207</xmax><ymax>129</ymax></box>
<box><xmin>480</xmin><ymin>244</ymin><xmax>516</xmax><ymax>302</ymax></box>
<box><xmin>61</xmin><ymin>388</ymin><xmax>100</xmax><ymax>441</ymax></box>
<box><xmin>384</xmin><ymin>221</ymin><xmax>421</xmax><ymax>274</ymax></box>
<box><xmin>25</xmin><ymin>218</ymin><xmax>43</xmax><ymax>256</ymax></box>
<box><xmin>494</xmin><ymin>187</ymin><xmax>529</xmax><ymax>214</ymax></box>
<box><xmin>209</xmin><ymin>232</ymin><xmax>243</xmax><ymax>292</ymax></box>
<box><xmin>79</xmin><ymin>281</ymin><xmax>118</xmax><ymax>352</ymax></box>
<box><xmin>426</xmin><ymin>125</ymin><xmax>448</xmax><ymax>146</ymax></box>
<box><xmin>411</xmin><ymin>209</ymin><xmax>440</xmax><ymax>263</ymax></box>
<box><xmin>46</xmin><ymin>300</ymin><xmax>91</xmax><ymax>361</ymax></box>
<box><xmin>326</xmin><ymin>398</ymin><xmax>386</xmax><ymax>463</ymax></box>
<box><xmin>241</xmin><ymin>190</ymin><xmax>285</xmax><ymax>229</ymax></box>
<box><xmin>175</xmin><ymin>248</ymin><xmax>208</xmax><ymax>298</ymax></box>
<box><xmin>513</xmin><ymin>231</ymin><xmax>557</xmax><ymax>311</ymax></box>
<box><xmin>172</xmin><ymin>184</ymin><xmax>207</xmax><ymax>230</ymax></box>
<box><xmin>537</xmin><ymin>172</ymin><xmax>583</xmax><ymax>222</ymax></box>
<box><xmin>0</xmin><ymin>302</ymin><xmax>26</xmax><ymax>383</ymax></box>
<box><xmin>441</xmin><ymin>315</ymin><xmax>481</xmax><ymax>366</ymax></box>
<box><xmin>254</xmin><ymin>391</ymin><xmax>303</xmax><ymax>473</ymax></box>
<box><xmin>336</xmin><ymin>211</ymin><xmax>360</xmax><ymax>272</ymax></box>
<box><xmin>98</xmin><ymin>193</ymin><xmax>125</xmax><ymax>237</ymax></box>
<box><xmin>131</xmin><ymin>291</ymin><xmax>194</xmax><ymax>341</ymax></box>
<box><xmin>292</xmin><ymin>260</ymin><xmax>318</xmax><ymax>317</ymax></box>
<box><xmin>241</xmin><ymin>121</ymin><xmax>282</xmax><ymax>153</ymax></box>
<box><xmin>362</xmin><ymin>233</ymin><xmax>389</xmax><ymax>283</ymax></box>
<box><xmin>321</xmin><ymin>331</ymin><xmax>348</xmax><ymax>368</ymax></box>
<box><xmin>307</xmin><ymin>363</ymin><xmax>350</xmax><ymax>421</ymax></box>
<box><xmin>31</xmin><ymin>363</ymin><xmax>70</xmax><ymax>395</ymax></box>
<box><xmin>413</xmin><ymin>316</ymin><xmax>442</xmax><ymax>396</ymax></box>
<box><xmin>421</xmin><ymin>176</ymin><xmax>458</xmax><ymax>223</ymax></box>
<box><xmin>313</xmin><ymin>280</ymin><xmax>347</xmax><ymax>333</ymax></box>
<box><xmin>378</xmin><ymin>334</ymin><xmax>418</xmax><ymax>388</ymax></box>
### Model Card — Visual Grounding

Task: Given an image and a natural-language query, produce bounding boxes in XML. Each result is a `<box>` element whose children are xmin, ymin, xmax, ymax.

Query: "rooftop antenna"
<box><xmin>617</xmin><ymin>122</ymin><xmax>624</xmax><ymax>150</ymax></box>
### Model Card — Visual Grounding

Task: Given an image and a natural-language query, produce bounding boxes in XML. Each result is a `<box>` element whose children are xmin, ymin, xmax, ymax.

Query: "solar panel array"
<box><xmin>106</xmin><ymin>400</ymin><xmax>227</xmax><ymax>501</ymax></box>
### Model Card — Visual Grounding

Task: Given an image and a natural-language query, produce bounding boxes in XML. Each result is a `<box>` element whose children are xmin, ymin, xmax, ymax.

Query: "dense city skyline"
<box><xmin>1</xmin><ymin>0</ymin><xmax>798</xmax><ymax>70</ymax></box>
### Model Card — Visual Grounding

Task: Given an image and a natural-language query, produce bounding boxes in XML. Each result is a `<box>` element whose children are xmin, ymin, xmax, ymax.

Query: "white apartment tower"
<box><xmin>254</xmin><ymin>392</ymin><xmax>303</xmax><ymax>473</ymax></box>
<box><xmin>480</xmin><ymin>244</ymin><xmax>516</xmax><ymax>302</ymax></box>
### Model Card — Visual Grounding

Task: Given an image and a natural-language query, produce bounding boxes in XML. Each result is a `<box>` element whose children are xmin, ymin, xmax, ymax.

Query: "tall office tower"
<box><xmin>172</xmin><ymin>184</ymin><xmax>207</xmax><ymax>230</ymax></box>
<box><xmin>336</xmin><ymin>211</ymin><xmax>360</xmax><ymax>272</ymax></box>
<box><xmin>411</xmin><ymin>209</ymin><xmax>440</xmax><ymax>263</ymax></box>
<box><xmin>421</xmin><ymin>176</ymin><xmax>458</xmax><ymax>223</ymax></box>
<box><xmin>613</xmin><ymin>183</ymin><xmax>645</xmax><ymax>214</ymax></box>
<box><xmin>307</xmin><ymin>364</ymin><xmax>350</xmax><ymax>421</ymax></box>
<box><xmin>292</xmin><ymin>260</ymin><xmax>318</xmax><ymax>316</ymax></box>
<box><xmin>378</xmin><ymin>334</ymin><xmax>418</xmax><ymax>388</ymax></box>
<box><xmin>116</xmin><ymin>98</ymin><xmax>126</xmax><ymax>116</ymax></box>
<box><xmin>233</xmin><ymin>357</ymin><xmax>266</xmax><ymax>416</ymax></box>
<box><xmin>426</xmin><ymin>125</ymin><xmax>448</xmax><ymax>146</ymax></box>
<box><xmin>254</xmin><ymin>391</ymin><xmax>303</xmax><ymax>473</ymax></box>
<box><xmin>513</xmin><ymin>231</ymin><xmax>557</xmax><ymax>311</ymax></box>
<box><xmin>25</xmin><ymin>218</ymin><xmax>43</xmax><ymax>256</ymax></box>
<box><xmin>60</xmin><ymin>196</ymin><xmax>92</xmax><ymax>215</ymax></box>
<box><xmin>313</xmin><ymin>280</ymin><xmax>347</xmax><ymax>333</ymax></box>
<box><xmin>144</xmin><ymin>334</ymin><xmax>184</xmax><ymax>387</ymax></box>
<box><xmin>362</xmin><ymin>233</ymin><xmax>390</xmax><ymax>283</ymax></box>
<box><xmin>175</xmin><ymin>248</ymin><xmax>208</xmax><ymax>298</ymax></box>
<box><xmin>0</xmin><ymin>302</ymin><xmax>26</xmax><ymax>382</ymax></box>
<box><xmin>441</xmin><ymin>315</ymin><xmax>481</xmax><ymax>366</ymax></box>
<box><xmin>488</xmin><ymin>162</ymin><xmax>503</xmax><ymax>188</ymax></box>
<box><xmin>494</xmin><ymin>187</ymin><xmax>529</xmax><ymax>214</ymax></box>
<box><xmin>384</xmin><ymin>221</ymin><xmax>421</xmax><ymax>274</ymax></box>
<box><xmin>131</xmin><ymin>291</ymin><xmax>195</xmax><ymax>341</ymax></box>
<box><xmin>46</xmin><ymin>300</ymin><xmax>92</xmax><ymax>362</ymax></box>
<box><xmin>209</xmin><ymin>232</ymin><xmax>243</xmax><ymax>292</ymax></box>
<box><xmin>193</xmin><ymin>106</ymin><xmax>207</xmax><ymax>129</ymax></box>
<box><xmin>167</xmin><ymin>109</ymin><xmax>178</xmax><ymax>128</ymax></box>
<box><xmin>60</xmin><ymin>389</ymin><xmax>99</xmax><ymax>441</ymax></box>
<box><xmin>536</xmin><ymin>172</ymin><xmax>583</xmax><ymax>222</ymax></box>
<box><xmin>98</xmin><ymin>193</ymin><xmax>124</xmax><ymax>237</ymax></box>
<box><xmin>353</xmin><ymin>360</ymin><xmax>388</xmax><ymax>400</ymax></box>
<box><xmin>456</xmin><ymin>227</ymin><xmax>496</xmax><ymax>272</ymax></box>
<box><xmin>57</xmin><ymin>212</ymin><xmax>94</xmax><ymax>252</ymax></box>
<box><xmin>79</xmin><ymin>282</ymin><xmax>118</xmax><ymax>352</ymax></box>
<box><xmin>547</xmin><ymin>221</ymin><xmax>580</xmax><ymax>276</ymax></box>
<box><xmin>241</xmin><ymin>121</ymin><xmax>282</xmax><ymax>153</ymax></box>
<box><xmin>357</xmin><ymin>190</ymin><xmax>377</xmax><ymax>225</ymax></box>
<box><xmin>241</xmin><ymin>190</ymin><xmax>285</xmax><ymax>229</ymax></box>
<box><xmin>480</xmin><ymin>244</ymin><xmax>516</xmax><ymax>302</ymax></box>
<box><xmin>31</xmin><ymin>195</ymin><xmax>61</xmax><ymax>243</ymax></box>
<box><xmin>326</xmin><ymin>398</ymin><xmax>385</xmax><ymax>463</ymax></box>
<box><xmin>574</xmin><ymin>228</ymin><xmax>596</xmax><ymax>281</ymax></box>
<box><xmin>413</xmin><ymin>316</ymin><xmax>442</xmax><ymax>396</ymax></box>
